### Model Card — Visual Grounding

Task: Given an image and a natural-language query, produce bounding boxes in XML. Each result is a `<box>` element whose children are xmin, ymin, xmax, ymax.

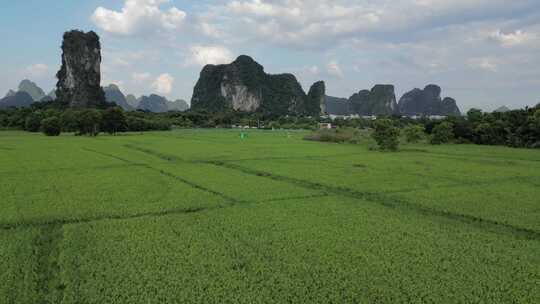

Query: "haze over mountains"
<box><xmin>0</xmin><ymin>79</ymin><xmax>189</xmax><ymax>112</ymax></box>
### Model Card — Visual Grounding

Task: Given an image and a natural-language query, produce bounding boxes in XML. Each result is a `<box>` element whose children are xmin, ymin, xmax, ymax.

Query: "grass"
<box><xmin>1</xmin><ymin>129</ymin><xmax>539</xmax><ymax>303</ymax></box>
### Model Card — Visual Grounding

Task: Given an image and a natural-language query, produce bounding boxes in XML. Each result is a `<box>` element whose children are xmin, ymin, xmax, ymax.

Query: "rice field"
<box><xmin>1</xmin><ymin>129</ymin><xmax>539</xmax><ymax>303</ymax></box>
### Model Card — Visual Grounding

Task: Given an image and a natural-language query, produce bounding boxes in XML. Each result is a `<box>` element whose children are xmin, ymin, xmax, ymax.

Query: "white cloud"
<box><xmin>132</xmin><ymin>72</ymin><xmax>152</xmax><ymax>83</ymax></box>
<box><xmin>187</xmin><ymin>45</ymin><xmax>234</xmax><ymax>66</ymax></box>
<box><xmin>92</xmin><ymin>0</ymin><xmax>186</xmax><ymax>35</ymax></box>
<box><xmin>307</xmin><ymin>66</ymin><xmax>320</xmax><ymax>75</ymax></box>
<box><xmin>202</xmin><ymin>0</ymin><xmax>540</xmax><ymax>49</ymax></box>
<box><xmin>326</xmin><ymin>60</ymin><xmax>344</xmax><ymax>78</ymax></box>
<box><xmin>24</xmin><ymin>64</ymin><xmax>49</xmax><ymax>78</ymax></box>
<box><xmin>152</xmin><ymin>73</ymin><xmax>174</xmax><ymax>95</ymax></box>
<box><xmin>468</xmin><ymin>57</ymin><xmax>499</xmax><ymax>72</ymax></box>
<box><xmin>489</xmin><ymin>30</ymin><xmax>536</xmax><ymax>47</ymax></box>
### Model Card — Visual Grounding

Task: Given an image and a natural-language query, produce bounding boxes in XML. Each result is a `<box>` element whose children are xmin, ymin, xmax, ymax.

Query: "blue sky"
<box><xmin>1</xmin><ymin>0</ymin><xmax>540</xmax><ymax>111</ymax></box>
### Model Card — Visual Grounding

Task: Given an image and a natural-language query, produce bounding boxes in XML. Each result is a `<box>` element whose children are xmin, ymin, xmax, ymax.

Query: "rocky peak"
<box><xmin>349</xmin><ymin>85</ymin><xmax>397</xmax><ymax>116</ymax></box>
<box><xmin>167</xmin><ymin>99</ymin><xmax>190</xmax><ymax>112</ymax></box>
<box><xmin>191</xmin><ymin>55</ymin><xmax>323</xmax><ymax>116</ymax></box>
<box><xmin>4</xmin><ymin>90</ymin><xmax>16</xmax><ymax>98</ymax></box>
<box><xmin>18</xmin><ymin>79</ymin><xmax>46</xmax><ymax>101</ymax></box>
<box><xmin>55</xmin><ymin>30</ymin><xmax>105</xmax><ymax>108</ymax></box>
<box><xmin>137</xmin><ymin>94</ymin><xmax>169</xmax><ymax>113</ymax></box>
<box><xmin>103</xmin><ymin>84</ymin><xmax>133</xmax><ymax>111</ymax></box>
<box><xmin>308</xmin><ymin>81</ymin><xmax>326</xmax><ymax>115</ymax></box>
<box><xmin>125</xmin><ymin>94</ymin><xmax>139</xmax><ymax>108</ymax></box>
<box><xmin>399</xmin><ymin>85</ymin><xmax>460</xmax><ymax>116</ymax></box>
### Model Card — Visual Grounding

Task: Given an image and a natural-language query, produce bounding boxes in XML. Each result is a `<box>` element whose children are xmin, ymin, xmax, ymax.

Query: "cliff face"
<box><xmin>398</xmin><ymin>85</ymin><xmax>461</xmax><ymax>116</ymax></box>
<box><xmin>56</xmin><ymin>30</ymin><xmax>105</xmax><ymax>108</ymax></box>
<box><xmin>308</xmin><ymin>81</ymin><xmax>326</xmax><ymax>115</ymax></box>
<box><xmin>325</xmin><ymin>96</ymin><xmax>350</xmax><ymax>115</ymax></box>
<box><xmin>191</xmin><ymin>55</ymin><xmax>324</xmax><ymax>116</ymax></box>
<box><xmin>167</xmin><ymin>99</ymin><xmax>190</xmax><ymax>112</ymax></box>
<box><xmin>349</xmin><ymin>85</ymin><xmax>398</xmax><ymax>116</ymax></box>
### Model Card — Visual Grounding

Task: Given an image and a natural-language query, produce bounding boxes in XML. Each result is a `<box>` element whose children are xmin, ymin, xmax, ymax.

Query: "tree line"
<box><xmin>1</xmin><ymin>102</ymin><xmax>539</xmax><ymax>149</ymax></box>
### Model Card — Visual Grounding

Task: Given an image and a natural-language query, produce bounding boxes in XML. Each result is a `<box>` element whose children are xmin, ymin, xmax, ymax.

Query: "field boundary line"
<box><xmin>0</xmin><ymin>206</ymin><xmax>213</xmax><ymax>231</ymax></box>
<box><xmin>124</xmin><ymin>142</ymin><xmax>363</xmax><ymax>165</ymax></box>
<box><xmin>0</xmin><ymin>163</ymin><xmax>147</xmax><ymax>176</ymax></box>
<box><xmin>206</xmin><ymin>161</ymin><xmax>540</xmax><ymax>241</ymax></box>
<box><xmin>84</xmin><ymin>147</ymin><xmax>242</xmax><ymax>203</ymax></box>
<box><xmin>117</xmin><ymin>144</ymin><xmax>540</xmax><ymax>239</ymax></box>
<box><xmin>402</xmin><ymin>148</ymin><xmax>540</xmax><ymax>164</ymax></box>
<box><xmin>0</xmin><ymin>194</ymin><xmax>331</xmax><ymax>231</ymax></box>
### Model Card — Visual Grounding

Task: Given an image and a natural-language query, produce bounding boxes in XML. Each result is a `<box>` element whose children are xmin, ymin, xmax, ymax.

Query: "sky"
<box><xmin>1</xmin><ymin>0</ymin><xmax>540</xmax><ymax>111</ymax></box>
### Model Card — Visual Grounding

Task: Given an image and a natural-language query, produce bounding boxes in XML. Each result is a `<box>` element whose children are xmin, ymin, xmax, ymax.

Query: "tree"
<box><xmin>78</xmin><ymin>109</ymin><xmax>102</xmax><ymax>136</ymax></box>
<box><xmin>372</xmin><ymin>119</ymin><xmax>400</xmax><ymax>151</ymax></box>
<box><xmin>60</xmin><ymin>110</ymin><xmax>79</xmax><ymax>132</ymax></box>
<box><xmin>467</xmin><ymin>108</ymin><xmax>483</xmax><ymax>124</ymax></box>
<box><xmin>403</xmin><ymin>125</ymin><xmax>424</xmax><ymax>143</ymax></box>
<box><xmin>101</xmin><ymin>107</ymin><xmax>127</xmax><ymax>134</ymax></box>
<box><xmin>25</xmin><ymin>112</ymin><xmax>43</xmax><ymax>132</ymax></box>
<box><xmin>41</xmin><ymin>117</ymin><xmax>61</xmax><ymax>136</ymax></box>
<box><xmin>431</xmin><ymin>122</ymin><xmax>454</xmax><ymax>144</ymax></box>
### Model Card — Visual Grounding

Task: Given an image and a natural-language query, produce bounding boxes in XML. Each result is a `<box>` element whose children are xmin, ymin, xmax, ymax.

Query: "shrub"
<box><xmin>304</xmin><ymin>128</ymin><xmax>363</xmax><ymax>144</ymax></box>
<box><xmin>41</xmin><ymin>117</ymin><xmax>61</xmax><ymax>136</ymax></box>
<box><xmin>403</xmin><ymin>125</ymin><xmax>424</xmax><ymax>143</ymax></box>
<box><xmin>372</xmin><ymin>119</ymin><xmax>400</xmax><ymax>151</ymax></box>
<box><xmin>431</xmin><ymin>122</ymin><xmax>454</xmax><ymax>144</ymax></box>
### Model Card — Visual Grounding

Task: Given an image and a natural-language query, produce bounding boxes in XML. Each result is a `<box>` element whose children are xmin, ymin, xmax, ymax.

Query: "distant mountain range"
<box><xmin>104</xmin><ymin>84</ymin><xmax>189</xmax><ymax>112</ymax></box>
<box><xmin>494</xmin><ymin>106</ymin><xmax>511</xmax><ymax>113</ymax></box>
<box><xmin>0</xmin><ymin>91</ymin><xmax>34</xmax><ymax>109</ymax></box>
<box><xmin>325</xmin><ymin>84</ymin><xmax>461</xmax><ymax>117</ymax></box>
<box><xmin>0</xmin><ymin>80</ymin><xmax>190</xmax><ymax>112</ymax></box>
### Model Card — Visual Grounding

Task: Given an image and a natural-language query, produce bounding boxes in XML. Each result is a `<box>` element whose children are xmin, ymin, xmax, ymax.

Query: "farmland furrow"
<box><xmin>0</xmin><ymin>206</ymin><xmax>210</xmax><ymax>230</ymax></box>
<box><xmin>34</xmin><ymin>224</ymin><xmax>65</xmax><ymax>304</ymax></box>
<box><xmin>0</xmin><ymin>163</ymin><xmax>146</xmax><ymax>176</ymax></box>
<box><xmin>84</xmin><ymin>146</ymin><xmax>240</xmax><ymax>203</ymax></box>
<box><xmin>403</xmin><ymin>148</ymin><xmax>540</xmax><ymax>164</ymax></box>
<box><xmin>116</xmin><ymin>144</ymin><xmax>540</xmax><ymax>239</ymax></box>
<box><xmin>0</xmin><ymin>193</ymin><xmax>333</xmax><ymax>231</ymax></box>
<box><xmin>207</xmin><ymin>161</ymin><xmax>540</xmax><ymax>241</ymax></box>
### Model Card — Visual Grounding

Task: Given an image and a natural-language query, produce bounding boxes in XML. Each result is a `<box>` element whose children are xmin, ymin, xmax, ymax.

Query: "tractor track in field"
<box><xmin>34</xmin><ymin>224</ymin><xmax>65</xmax><ymax>304</ymax></box>
<box><xmin>205</xmin><ymin>161</ymin><xmax>540</xmax><ymax>241</ymax></box>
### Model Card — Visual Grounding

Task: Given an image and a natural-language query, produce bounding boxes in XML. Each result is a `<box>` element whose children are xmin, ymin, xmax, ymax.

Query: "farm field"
<box><xmin>1</xmin><ymin>129</ymin><xmax>539</xmax><ymax>303</ymax></box>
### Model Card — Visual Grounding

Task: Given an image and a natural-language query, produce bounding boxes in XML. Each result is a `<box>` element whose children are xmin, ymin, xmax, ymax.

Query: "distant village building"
<box><xmin>319</xmin><ymin>123</ymin><xmax>333</xmax><ymax>129</ymax></box>
<box><xmin>405</xmin><ymin>115</ymin><xmax>448</xmax><ymax>120</ymax></box>
<box><xmin>322</xmin><ymin>114</ymin><xmax>363</xmax><ymax>120</ymax></box>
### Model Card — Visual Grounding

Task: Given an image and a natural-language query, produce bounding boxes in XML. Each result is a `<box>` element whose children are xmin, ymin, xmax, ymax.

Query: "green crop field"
<box><xmin>1</xmin><ymin>129</ymin><xmax>539</xmax><ymax>303</ymax></box>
